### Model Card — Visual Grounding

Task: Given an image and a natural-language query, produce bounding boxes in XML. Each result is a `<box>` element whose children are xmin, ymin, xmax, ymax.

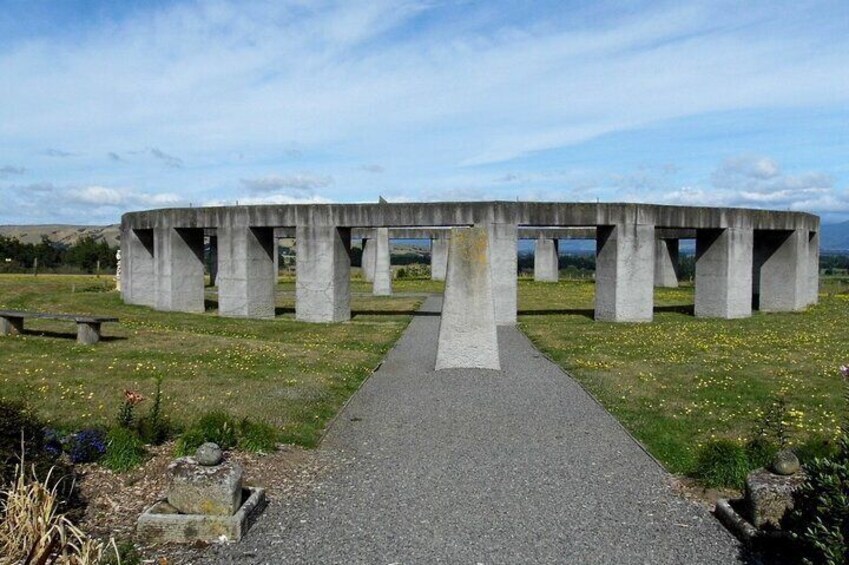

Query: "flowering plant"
<box><xmin>117</xmin><ymin>389</ymin><xmax>144</xmax><ymax>428</ymax></box>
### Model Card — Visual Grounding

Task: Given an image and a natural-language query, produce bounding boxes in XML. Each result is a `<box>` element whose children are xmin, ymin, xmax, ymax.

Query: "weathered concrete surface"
<box><xmin>208</xmin><ymin>235</ymin><xmax>219</xmax><ymax>287</ymax></box>
<box><xmin>295</xmin><ymin>225</ymin><xmax>351</xmax><ymax>323</ymax></box>
<box><xmin>372</xmin><ymin>227</ymin><xmax>392</xmax><ymax>296</ymax></box>
<box><xmin>754</xmin><ymin>229</ymin><xmax>808</xmax><ymax>312</ymax></box>
<box><xmin>137</xmin><ymin>487</ymin><xmax>265</xmax><ymax>544</ymax></box>
<box><xmin>745</xmin><ymin>469</ymin><xmax>806</xmax><ymax>529</ymax></box>
<box><xmin>654</xmin><ymin>238</ymin><xmax>680</xmax><ymax>288</ymax></box>
<box><xmin>154</xmin><ymin>227</ymin><xmax>205</xmax><ymax>313</ymax></box>
<box><xmin>486</xmin><ymin>222</ymin><xmax>517</xmax><ymax>325</ymax></box>
<box><xmin>122</xmin><ymin>228</ymin><xmax>156</xmax><ymax>307</ymax></box>
<box><xmin>695</xmin><ymin>228</ymin><xmax>753</xmax><ymax>319</ymax></box>
<box><xmin>436</xmin><ymin>228</ymin><xmax>500</xmax><ymax>370</ymax></box>
<box><xmin>534</xmin><ymin>236</ymin><xmax>559</xmax><ymax>282</ymax></box>
<box><xmin>217</xmin><ymin>227</ymin><xmax>275</xmax><ymax>319</ymax></box>
<box><xmin>361</xmin><ymin>237</ymin><xmax>375</xmax><ymax>282</ymax></box>
<box><xmin>807</xmin><ymin>231</ymin><xmax>820</xmax><ymax>306</ymax></box>
<box><xmin>430</xmin><ymin>237</ymin><xmax>449</xmax><ymax>281</ymax></box>
<box><xmin>167</xmin><ymin>457</ymin><xmax>244</xmax><ymax>516</ymax></box>
<box><xmin>595</xmin><ymin>224</ymin><xmax>655</xmax><ymax>322</ymax></box>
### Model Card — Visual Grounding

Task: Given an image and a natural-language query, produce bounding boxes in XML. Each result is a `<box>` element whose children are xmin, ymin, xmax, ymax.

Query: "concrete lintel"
<box><xmin>595</xmin><ymin>224</ymin><xmax>655</xmax><ymax>322</ymax></box>
<box><xmin>694</xmin><ymin>228</ymin><xmax>752</xmax><ymax>319</ymax></box>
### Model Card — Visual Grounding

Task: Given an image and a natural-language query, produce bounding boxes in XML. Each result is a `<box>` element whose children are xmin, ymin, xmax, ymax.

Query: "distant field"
<box><xmin>0</xmin><ymin>274</ymin><xmax>422</xmax><ymax>446</ymax></box>
<box><xmin>518</xmin><ymin>279</ymin><xmax>847</xmax><ymax>473</ymax></box>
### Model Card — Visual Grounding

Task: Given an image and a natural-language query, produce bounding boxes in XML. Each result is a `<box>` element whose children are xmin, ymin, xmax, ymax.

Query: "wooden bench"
<box><xmin>0</xmin><ymin>310</ymin><xmax>119</xmax><ymax>345</ymax></box>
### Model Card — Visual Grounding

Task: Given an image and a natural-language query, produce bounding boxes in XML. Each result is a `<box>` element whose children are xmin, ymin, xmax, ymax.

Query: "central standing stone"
<box><xmin>435</xmin><ymin>227</ymin><xmax>500</xmax><ymax>371</ymax></box>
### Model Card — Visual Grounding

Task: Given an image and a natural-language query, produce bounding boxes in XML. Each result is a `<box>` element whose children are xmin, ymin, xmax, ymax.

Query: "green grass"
<box><xmin>518</xmin><ymin>279</ymin><xmax>847</xmax><ymax>474</ymax></box>
<box><xmin>0</xmin><ymin>274</ymin><xmax>423</xmax><ymax>447</ymax></box>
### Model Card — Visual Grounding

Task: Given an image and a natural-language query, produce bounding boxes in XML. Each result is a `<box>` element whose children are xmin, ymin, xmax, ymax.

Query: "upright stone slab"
<box><xmin>431</xmin><ymin>237</ymin><xmax>449</xmax><ymax>281</ymax></box>
<box><xmin>207</xmin><ymin>235</ymin><xmax>218</xmax><ymax>287</ymax></box>
<box><xmin>807</xmin><ymin>231</ymin><xmax>820</xmax><ymax>306</ymax></box>
<box><xmin>217</xmin><ymin>226</ymin><xmax>276</xmax><ymax>319</ymax></box>
<box><xmin>486</xmin><ymin>223</ymin><xmax>518</xmax><ymax>325</ymax></box>
<box><xmin>534</xmin><ymin>237</ymin><xmax>559</xmax><ymax>282</ymax></box>
<box><xmin>372</xmin><ymin>228</ymin><xmax>392</xmax><ymax>296</ymax></box>
<box><xmin>436</xmin><ymin>227</ymin><xmax>500</xmax><ymax>370</ymax></box>
<box><xmin>595</xmin><ymin>224</ymin><xmax>655</xmax><ymax>322</ymax></box>
<box><xmin>296</xmin><ymin>225</ymin><xmax>352</xmax><ymax>322</ymax></box>
<box><xmin>654</xmin><ymin>238</ymin><xmax>680</xmax><ymax>288</ymax></box>
<box><xmin>754</xmin><ymin>229</ymin><xmax>808</xmax><ymax>312</ymax></box>
<box><xmin>361</xmin><ymin>237</ymin><xmax>375</xmax><ymax>282</ymax></box>
<box><xmin>694</xmin><ymin>228</ymin><xmax>752</xmax><ymax>318</ymax></box>
<box><xmin>154</xmin><ymin>227</ymin><xmax>205</xmax><ymax>313</ymax></box>
<box><xmin>122</xmin><ymin>228</ymin><xmax>155</xmax><ymax>307</ymax></box>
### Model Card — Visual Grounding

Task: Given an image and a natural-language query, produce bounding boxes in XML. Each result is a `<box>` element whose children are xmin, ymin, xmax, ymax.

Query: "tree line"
<box><xmin>0</xmin><ymin>235</ymin><xmax>118</xmax><ymax>274</ymax></box>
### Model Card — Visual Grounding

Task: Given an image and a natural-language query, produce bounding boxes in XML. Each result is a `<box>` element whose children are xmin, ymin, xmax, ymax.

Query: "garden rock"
<box><xmin>166</xmin><ymin>456</ymin><xmax>243</xmax><ymax>516</ymax></box>
<box><xmin>745</xmin><ymin>468</ymin><xmax>806</xmax><ymax>529</ymax></box>
<box><xmin>770</xmin><ymin>449</ymin><xmax>800</xmax><ymax>476</ymax></box>
<box><xmin>196</xmin><ymin>442</ymin><xmax>224</xmax><ymax>466</ymax></box>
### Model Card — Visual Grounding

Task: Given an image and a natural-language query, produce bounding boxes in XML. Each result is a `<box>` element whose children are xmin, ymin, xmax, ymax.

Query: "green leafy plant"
<box><xmin>175</xmin><ymin>410</ymin><xmax>237</xmax><ymax>456</ymax></box>
<box><xmin>136</xmin><ymin>375</ymin><xmax>172</xmax><ymax>445</ymax></box>
<box><xmin>692</xmin><ymin>439</ymin><xmax>749</xmax><ymax>489</ymax></box>
<box><xmin>102</xmin><ymin>427</ymin><xmax>146</xmax><ymax>472</ymax></box>
<box><xmin>116</xmin><ymin>389</ymin><xmax>144</xmax><ymax>429</ymax></box>
<box><xmin>744</xmin><ymin>437</ymin><xmax>778</xmax><ymax>470</ymax></box>
<box><xmin>237</xmin><ymin>418</ymin><xmax>279</xmax><ymax>453</ymax></box>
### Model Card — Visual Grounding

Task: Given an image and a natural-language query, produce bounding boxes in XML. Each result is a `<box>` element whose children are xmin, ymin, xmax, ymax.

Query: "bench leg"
<box><xmin>77</xmin><ymin>322</ymin><xmax>102</xmax><ymax>345</ymax></box>
<box><xmin>0</xmin><ymin>316</ymin><xmax>23</xmax><ymax>336</ymax></box>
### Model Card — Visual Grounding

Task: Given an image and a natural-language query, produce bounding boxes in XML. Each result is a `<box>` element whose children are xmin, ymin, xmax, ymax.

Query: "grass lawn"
<box><xmin>518</xmin><ymin>278</ymin><xmax>848</xmax><ymax>474</ymax></box>
<box><xmin>0</xmin><ymin>274</ymin><xmax>424</xmax><ymax>446</ymax></box>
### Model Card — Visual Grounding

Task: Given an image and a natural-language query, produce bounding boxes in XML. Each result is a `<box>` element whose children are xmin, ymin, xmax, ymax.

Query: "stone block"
<box><xmin>745</xmin><ymin>468</ymin><xmax>806</xmax><ymax>529</ymax></box>
<box><xmin>167</xmin><ymin>457</ymin><xmax>244</xmax><ymax>516</ymax></box>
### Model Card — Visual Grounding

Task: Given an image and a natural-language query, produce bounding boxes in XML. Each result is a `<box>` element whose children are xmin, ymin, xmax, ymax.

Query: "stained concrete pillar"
<box><xmin>753</xmin><ymin>229</ymin><xmax>808</xmax><ymax>312</ymax></box>
<box><xmin>654</xmin><ymin>238</ymin><xmax>680</xmax><ymax>288</ymax></box>
<box><xmin>122</xmin><ymin>228</ymin><xmax>155</xmax><ymax>307</ymax></box>
<box><xmin>431</xmin><ymin>237</ymin><xmax>449</xmax><ymax>281</ymax></box>
<box><xmin>372</xmin><ymin>228</ymin><xmax>392</xmax><ymax>296</ymax></box>
<box><xmin>435</xmin><ymin>227</ymin><xmax>500</xmax><ymax>370</ymax></box>
<box><xmin>533</xmin><ymin>237</ymin><xmax>559</xmax><ymax>282</ymax></box>
<box><xmin>295</xmin><ymin>225</ymin><xmax>351</xmax><ymax>322</ymax></box>
<box><xmin>273</xmin><ymin>236</ymin><xmax>280</xmax><ymax>282</ymax></box>
<box><xmin>361</xmin><ymin>237</ymin><xmax>375</xmax><ymax>282</ymax></box>
<box><xmin>595</xmin><ymin>224</ymin><xmax>655</xmax><ymax>322</ymax></box>
<box><xmin>154</xmin><ymin>227</ymin><xmax>205</xmax><ymax>313</ymax></box>
<box><xmin>694</xmin><ymin>228</ymin><xmax>752</xmax><ymax>319</ymax></box>
<box><xmin>217</xmin><ymin>227</ymin><xmax>276</xmax><ymax>319</ymax></box>
<box><xmin>486</xmin><ymin>223</ymin><xmax>518</xmax><ymax>325</ymax></box>
<box><xmin>807</xmin><ymin>231</ymin><xmax>820</xmax><ymax>306</ymax></box>
<box><xmin>208</xmin><ymin>235</ymin><xmax>218</xmax><ymax>287</ymax></box>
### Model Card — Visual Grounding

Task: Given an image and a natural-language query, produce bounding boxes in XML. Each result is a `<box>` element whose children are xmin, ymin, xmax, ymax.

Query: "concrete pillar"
<box><xmin>273</xmin><ymin>236</ymin><xmax>280</xmax><ymax>282</ymax></box>
<box><xmin>435</xmin><ymin>227</ymin><xmax>500</xmax><ymax>370</ymax></box>
<box><xmin>807</xmin><ymin>231</ymin><xmax>820</xmax><ymax>306</ymax></box>
<box><xmin>694</xmin><ymin>228</ymin><xmax>752</xmax><ymax>319</ymax></box>
<box><xmin>295</xmin><ymin>225</ymin><xmax>351</xmax><ymax>322</ymax></box>
<box><xmin>533</xmin><ymin>237</ymin><xmax>559</xmax><ymax>282</ymax></box>
<box><xmin>372</xmin><ymin>228</ymin><xmax>392</xmax><ymax>296</ymax></box>
<box><xmin>486</xmin><ymin>223</ymin><xmax>518</xmax><ymax>325</ymax></box>
<box><xmin>431</xmin><ymin>237</ymin><xmax>449</xmax><ymax>281</ymax></box>
<box><xmin>753</xmin><ymin>229</ymin><xmax>808</xmax><ymax>312</ymax></box>
<box><xmin>154</xmin><ymin>227</ymin><xmax>205</xmax><ymax>313</ymax></box>
<box><xmin>361</xmin><ymin>237</ymin><xmax>375</xmax><ymax>282</ymax></box>
<box><xmin>654</xmin><ymin>238</ymin><xmax>680</xmax><ymax>288</ymax></box>
<box><xmin>217</xmin><ymin>226</ymin><xmax>276</xmax><ymax>319</ymax></box>
<box><xmin>208</xmin><ymin>235</ymin><xmax>218</xmax><ymax>287</ymax></box>
<box><xmin>595</xmin><ymin>224</ymin><xmax>655</xmax><ymax>322</ymax></box>
<box><xmin>122</xmin><ymin>228</ymin><xmax>155</xmax><ymax>307</ymax></box>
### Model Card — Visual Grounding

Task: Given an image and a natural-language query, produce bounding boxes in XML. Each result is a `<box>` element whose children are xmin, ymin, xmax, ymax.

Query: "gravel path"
<box><xmin>204</xmin><ymin>296</ymin><xmax>742</xmax><ymax>564</ymax></box>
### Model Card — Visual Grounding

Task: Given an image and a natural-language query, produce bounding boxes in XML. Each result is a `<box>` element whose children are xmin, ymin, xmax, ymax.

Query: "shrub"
<box><xmin>692</xmin><ymin>439</ymin><xmax>749</xmax><ymax>489</ymax></box>
<box><xmin>136</xmin><ymin>376</ymin><xmax>172</xmax><ymax>445</ymax></box>
<box><xmin>744</xmin><ymin>437</ymin><xmax>778</xmax><ymax>470</ymax></box>
<box><xmin>67</xmin><ymin>428</ymin><xmax>107</xmax><ymax>464</ymax></box>
<box><xmin>102</xmin><ymin>428</ymin><xmax>146</xmax><ymax>472</ymax></box>
<box><xmin>238</xmin><ymin>418</ymin><xmax>279</xmax><ymax>453</ymax></box>
<box><xmin>175</xmin><ymin>411</ymin><xmax>237</xmax><ymax>456</ymax></box>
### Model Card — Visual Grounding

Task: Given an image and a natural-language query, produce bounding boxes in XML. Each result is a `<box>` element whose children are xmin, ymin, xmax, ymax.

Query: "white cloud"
<box><xmin>240</xmin><ymin>174</ymin><xmax>334</xmax><ymax>193</ymax></box>
<box><xmin>203</xmin><ymin>194</ymin><xmax>332</xmax><ymax>206</ymax></box>
<box><xmin>66</xmin><ymin>185</ymin><xmax>182</xmax><ymax>207</ymax></box>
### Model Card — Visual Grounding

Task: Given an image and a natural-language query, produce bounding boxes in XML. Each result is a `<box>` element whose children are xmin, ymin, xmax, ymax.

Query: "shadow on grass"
<box><xmin>16</xmin><ymin>329</ymin><xmax>127</xmax><ymax>342</ymax></box>
<box><xmin>518</xmin><ymin>303</ymin><xmax>695</xmax><ymax>319</ymax></box>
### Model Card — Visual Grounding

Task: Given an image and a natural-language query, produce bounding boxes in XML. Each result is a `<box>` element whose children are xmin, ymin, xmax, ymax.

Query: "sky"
<box><xmin>1</xmin><ymin>0</ymin><xmax>848</xmax><ymax>225</ymax></box>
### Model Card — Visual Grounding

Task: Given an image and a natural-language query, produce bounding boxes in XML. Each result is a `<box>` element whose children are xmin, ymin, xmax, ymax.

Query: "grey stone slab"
<box><xmin>654</xmin><ymin>238</ymin><xmax>680</xmax><ymax>288</ymax></box>
<box><xmin>695</xmin><ymin>228</ymin><xmax>753</xmax><ymax>319</ymax></box>
<box><xmin>122</xmin><ymin>228</ymin><xmax>156</xmax><ymax>307</ymax></box>
<box><xmin>202</xmin><ymin>296</ymin><xmax>742</xmax><ymax>565</ymax></box>
<box><xmin>154</xmin><ymin>227</ymin><xmax>205</xmax><ymax>313</ymax></box>
<box><xmin>754</xmin><ymin>229</ymin><xmax>808</xmax><ymax>312</ymax></box>
<box><xmin>486</xmin><ymin>222</ymin><xmax>517</xmax><ymax>325</ymax></box>
<box><xmin>533</xmin><ymin>236</ymin><xmax>559</xmax><ymax>282</ymax></box>
<box><xmin>217</xmin><ymin>226</ymin><xmax>276</xmax><ymax>319</ymax></box>
<box><xmin>295</xmin><ymin>225</ymin><xmax>351</xmax><ymax>322</ymax></box>
<box><xmin>595</xmin><ymin>223</ymin><xmax>655</xmax><ymax>322</ymax></box>
<box><xmin>372</xmin><ymin>227</ymin><xmax>392</xmax><ymax>296</ymax></box>
<box><xmin>361</xmin><ymin>237</ymin><xmax>375</xmax><ymax>282</ymax></box>
<box><xmin>430</xmin><ymin>237</ymin><xmax>448</xmax><ymax>281</ymax></box>
<box><xmin>435</xmin><ymin>228</ymin><xmax>500</xmax><ymax>370</ymax></box>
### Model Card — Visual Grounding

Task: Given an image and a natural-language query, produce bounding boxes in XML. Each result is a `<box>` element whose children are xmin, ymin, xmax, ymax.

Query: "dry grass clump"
<box><xmin>0</xmin><ymin>461</ymin><xmax>112</xmax><ymax>565</ymax></box>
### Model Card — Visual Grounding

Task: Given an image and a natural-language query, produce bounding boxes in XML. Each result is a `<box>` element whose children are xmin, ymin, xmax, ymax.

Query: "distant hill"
<box><xmin>821</xmin><ymin>221</ymin><xmax>849</xmax><ymax>252</ymax></box>
<box><xmin>0</xmin><ymin>224</ymin><xmax>120</xmax><ymax>247</ymax></box>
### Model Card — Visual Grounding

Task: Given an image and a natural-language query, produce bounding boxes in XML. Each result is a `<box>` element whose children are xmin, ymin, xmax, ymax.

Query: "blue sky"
<box><xmin>1</xmin><ymin>0</ymin><xmax>848</xmax><ymax>225</ymax></box>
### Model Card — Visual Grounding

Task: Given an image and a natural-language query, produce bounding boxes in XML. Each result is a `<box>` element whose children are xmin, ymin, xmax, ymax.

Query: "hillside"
<box><xmin>0</xmin><ymin>224</ymin><xmax>120</xmax><ymax>247</ymax></box>
<box><xmin>821</xmin><ymin>221</ymin><xmax>849</xmax><ymax>252</ymax></box>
